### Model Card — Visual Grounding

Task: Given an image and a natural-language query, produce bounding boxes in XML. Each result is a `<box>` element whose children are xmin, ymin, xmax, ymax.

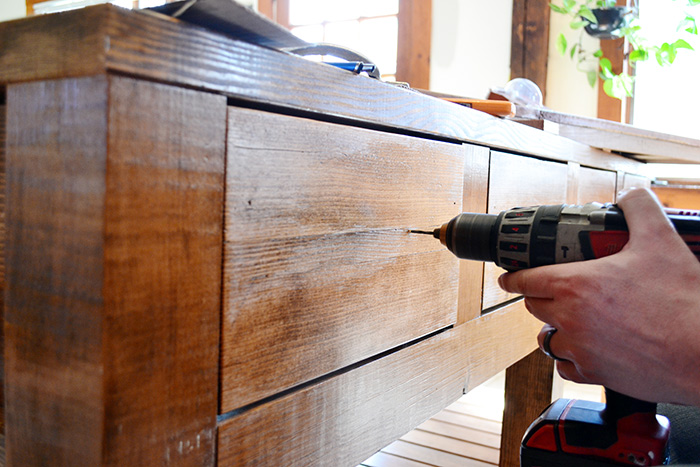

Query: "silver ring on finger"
<box><xmin>542</xmin><ymin>327</ymin><xmax>563</xmax><ymax>361</ymax></box>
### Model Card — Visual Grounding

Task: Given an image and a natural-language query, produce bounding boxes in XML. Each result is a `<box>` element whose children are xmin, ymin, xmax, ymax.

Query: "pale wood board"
<box><xmin>217</xmin><ymin>300</ymin><xmax>542</xmax><ymax>466</ymax></box>
<box><xmin>0</xmin><ymin>5</ymin><xmax>646</xmax><ymax>174</ymax></box>
<box><xmin>221</xmin><ymin>107</ymin><xmax>465</xmax><ymax>411</ymax></box>
<box><xmin>540</xmin><ymin>109</ymin><xmax>700</xmax><ymax>164</ymax></box>
<box><xmin>458</xmin><ymin>145</ymin><xmax>490</xmax><ymax>324</ymax></box>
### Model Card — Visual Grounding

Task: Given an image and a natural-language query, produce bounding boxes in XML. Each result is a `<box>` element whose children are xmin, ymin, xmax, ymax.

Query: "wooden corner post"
<box><xmin>4</xmin><ymin>75</ymin><xmax>226</xmax><ymax>465</ymax></box>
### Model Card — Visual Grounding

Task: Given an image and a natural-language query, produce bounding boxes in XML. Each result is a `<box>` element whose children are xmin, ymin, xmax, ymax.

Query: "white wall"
<box><xmin>1</xmin><ymin>0</ymin><xmax>26</xmax><ymax>21</ymax></box>
<box><xmin>545</xmin><ymin>10</ymin><xmax>598</xmax><ymax>118</ymax></box>
<box><xmin>430</xmin><ymin>0</ymin><xmax>598</xmax><ymax>116</ymax></box>
<box><xmin>430</xmin><ymin>0</ymin><xmax>512</xmax><ymax>99</ymax></box>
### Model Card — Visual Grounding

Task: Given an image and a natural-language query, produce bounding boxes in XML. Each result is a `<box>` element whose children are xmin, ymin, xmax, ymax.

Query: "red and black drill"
<box><xmin>412</xmin><ymin>202</ymin><xmax>700</xmax><ymax>466</ymax></box>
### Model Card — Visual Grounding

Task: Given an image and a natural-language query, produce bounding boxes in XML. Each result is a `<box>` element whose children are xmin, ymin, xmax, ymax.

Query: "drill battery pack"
<box><xmin>521</xmin><ymin>397</ymin><xmax>670</xmax><ymax>466</ymax></box>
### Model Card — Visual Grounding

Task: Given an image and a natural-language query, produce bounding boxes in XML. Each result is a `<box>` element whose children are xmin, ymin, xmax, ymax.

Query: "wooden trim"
<box><xmin>257</xmin><ymin>0</ymin><xmax>274</xmax><ymax>21</ymax></box>
<box><xmin>596</xmin><ymin>0</ymin><xmax>631</xmax><ymax>123</ymax></box>
<box><xmin>396</xmin><ymin>0</ymin><xmax>431</xmax><ymax>89</ymax></box>
<box><xmin>457</xmin><ymin>145</ymin><xmax>489</xmax><ymax>324</ymax></box>
<box><xmin>510</xmin><ymin>0</ymin><xmax>550</xmax><ymax>98</ymax></box>
<box><xmin>275</xmin><ymin>0</ymin><xmax>290</xmax><ymax>29</ymax></box>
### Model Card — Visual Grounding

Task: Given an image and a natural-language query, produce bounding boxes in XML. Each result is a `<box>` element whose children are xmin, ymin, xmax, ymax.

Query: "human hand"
<box><xmin>499</xmin><ymin>188</ymin><xmax>700</xmax><ymax>405</ymax></box>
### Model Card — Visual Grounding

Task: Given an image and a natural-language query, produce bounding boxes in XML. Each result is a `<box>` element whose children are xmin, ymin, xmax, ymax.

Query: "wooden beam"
<box><xmin>499</xmin><ymin>350</ymin><xmax>554</xmax><ymax>467</ymax></box>
<box><xmin>397</xmin><ymin>0</ymin><xmax>431</xmax><ymax>89</ymax></box>
<box><xmin>510</xmin><ymin>0</ymin><xmax>550</xmax><ymax>97</ymax></box>
<box><xmin>597</xmin><ymin>0</ymin><xmax>630</xmax><ymax>123</ymax></box>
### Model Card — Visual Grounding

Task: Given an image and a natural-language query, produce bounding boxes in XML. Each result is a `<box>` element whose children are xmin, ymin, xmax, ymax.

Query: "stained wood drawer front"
<box><xmin>578</xmin><ymin>166</ymin><xmax>617</xmax><ymax>204</ymax></box>
<box><xmin>483</xmin><ymin>152</ymin><xmax>569</xmax><ymax>309</ymax></box>
<box><xmin>221</xmin><ymin>107</ymin><xmax>465</xmax><ymax>412</ymax></box>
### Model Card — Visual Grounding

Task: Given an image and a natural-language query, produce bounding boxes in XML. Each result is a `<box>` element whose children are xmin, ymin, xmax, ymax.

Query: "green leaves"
<box><xmin>550</xmin><ymin>0</ymin><xmax>698</xmax><ymax>99</ymax></box>
<box><xmin>579</xmin><ymin>6</ymin><xmax>598</xmax><ymax>24</ymax></box>
<box><xmin>655</xmin><ymin>39</ymin><xmax>694</xmax><ymax>66</ymax></box>
<box><xmin>556</xmin><ymin>33</ymin><xmax>568</xmax><ymax>55</ymax></box>
<box><xmin>678</xmin><ymin>15</ymin><xmax>698</xmax><ymax>34</ymax></box>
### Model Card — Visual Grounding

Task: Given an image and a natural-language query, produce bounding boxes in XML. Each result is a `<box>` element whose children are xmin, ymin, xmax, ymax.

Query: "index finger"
<box><xmin>498</xmin><ymin>266</ymin><xmax>558</xmax><ymax>299</ymax></box>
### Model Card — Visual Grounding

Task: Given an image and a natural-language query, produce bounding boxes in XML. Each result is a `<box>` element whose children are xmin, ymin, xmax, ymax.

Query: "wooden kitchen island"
<box><xmin>0</xmin><ymin>5</ymin><xmax>661</xmax><ymax>466</ymax></box>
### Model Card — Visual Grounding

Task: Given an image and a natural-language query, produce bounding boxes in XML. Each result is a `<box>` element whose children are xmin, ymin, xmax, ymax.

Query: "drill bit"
<box><xmin>409</xmin><ymin>230</ymin><xmax>435</xmax><ymax>235</ymax></box>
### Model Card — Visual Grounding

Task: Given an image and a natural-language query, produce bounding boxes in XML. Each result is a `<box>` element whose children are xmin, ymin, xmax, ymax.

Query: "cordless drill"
<box><xmin>412</xmin><ymin>202</ymin><xmax>700</xmax><ymax>466</ymax></box>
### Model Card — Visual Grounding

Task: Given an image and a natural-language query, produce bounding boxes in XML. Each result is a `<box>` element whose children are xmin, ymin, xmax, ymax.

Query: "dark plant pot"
<box><xmin>584</xmin><ymin>7</ymin><xmax>633</xmax><ymax>40</ymax></box>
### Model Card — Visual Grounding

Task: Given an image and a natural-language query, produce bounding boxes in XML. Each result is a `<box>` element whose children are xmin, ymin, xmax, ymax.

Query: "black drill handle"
<box><xmin>604</xmin><ymin>387</ymin><xmax>657</xmax><ymax>422</ymax></box>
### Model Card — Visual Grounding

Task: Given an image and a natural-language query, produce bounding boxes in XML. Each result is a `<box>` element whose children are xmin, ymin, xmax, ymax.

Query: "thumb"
<box><xmin>616</xmin><ymin>188</ymin><xmax>676</xmax><ymax>245</ymax></box>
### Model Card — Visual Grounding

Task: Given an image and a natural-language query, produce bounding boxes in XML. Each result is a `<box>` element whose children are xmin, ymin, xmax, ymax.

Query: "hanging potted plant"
<box><xmin>550</xmin><ymin>0</ymin><xmax>699</xmax><ymax>99</ymax></box>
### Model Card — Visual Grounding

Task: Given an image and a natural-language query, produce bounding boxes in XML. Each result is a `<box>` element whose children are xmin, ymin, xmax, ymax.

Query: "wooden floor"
<box><xmin>359</xmin><ymin>372</ymin><xmax>603</xmax><ymax>467</ymax></box>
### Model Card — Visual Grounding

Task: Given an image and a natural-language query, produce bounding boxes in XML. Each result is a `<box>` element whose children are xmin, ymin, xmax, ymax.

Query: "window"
<box><xmin>29</xmin><ymin>0</ymin><xmax>166</xmax><ymax>15</ymax></box>
<box><xmin>632</xmin><ymin>0</ymin><xmax>700</xmax><ymax>139</ymax></box>
<box><xmin>285</xmin><ymin>0</ymin><xmax>399</xmax><ymax>81</ymax></box>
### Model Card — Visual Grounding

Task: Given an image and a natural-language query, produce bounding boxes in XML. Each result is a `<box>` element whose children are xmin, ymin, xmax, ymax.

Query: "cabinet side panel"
<box><xmin>103</xmin><ymin>76</ymin><xmax>226</xmax><ymax>465</ymax></box>
<box><xmin>5</xmin><ymin>77</ymin><xmax>108</xmax><ymax>466</ymax></box>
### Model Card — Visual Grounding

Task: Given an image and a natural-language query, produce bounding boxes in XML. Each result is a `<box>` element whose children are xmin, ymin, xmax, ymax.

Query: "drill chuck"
<box><xmin>434</xmin><ymin>213</ymin><xmax>498</xmax><ymax>263</ymax></box>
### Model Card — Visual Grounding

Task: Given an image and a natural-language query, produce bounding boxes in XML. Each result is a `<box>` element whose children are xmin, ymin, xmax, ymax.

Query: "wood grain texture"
<box><xmin>5</xmin><ymin>77</ymin><xmax>108</xmax><ymax>466</ymax></box>
<box><xmin>102</xmin><ymin>76</ymin><xmax>225</xmax><ymax>465</ymax></box>
<box><xmin>510</xmin><ymin>0</ymin><xmax>551</xmax><ymax>96</ymax></box>
<box><xmin>217</xmin><ymin>300</ymin><xmax>541</xmax><ymax>466</ymax></box>
<box><xmin>499</xmin><ymin>350</ymin><xmax>554</xmax><ymax>467</ymax></box>
<box><xmin>4</xmin><ymin>76</ymin><xmax>225</xmax><ymax>465</ymax></box>
<box><xmin>0</xmin><ymin>100</ymin><xmax>6</xmax><ymax>463</ymax></box>
<box><xmin>221</xmin><ymin>107</ymin><xmax>465</xmax><ymax>411</ymax></box>
<box><xmin>482</xmin><ymin>152</ymin><xmax>568</xmax><ymax>309</ymax></box>
<box><xmin>458</xmin><ymin>145</ymin><xmax>489</xmax><ymax>324</ymax></box>
<box><xmin>0</xmin><ymin>5</ymin><xmax>646</xmax><ymax>173</ymax></box>
<box><xmin>397</xmin><ymin>0</ymin><xmax>432</xmax><ymax>89</ymax></box>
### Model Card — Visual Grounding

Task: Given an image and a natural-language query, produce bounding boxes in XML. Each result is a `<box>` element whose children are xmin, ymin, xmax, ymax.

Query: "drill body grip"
<box><xmin>439</xmin><ymin>203</ymin><xmax>700</xmax><ymax>271</ymax></box>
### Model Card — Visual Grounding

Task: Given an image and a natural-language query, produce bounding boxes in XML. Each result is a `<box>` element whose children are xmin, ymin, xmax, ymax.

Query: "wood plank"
<box><xmin>458</xmin><ymin>145</ymin><xmax>489</xmax><ymax>324</ymax></box>
<box><xmin>482</xmin><ymin>152</ymin><xmax>569</xmax><ymax>309</ymax></box>
<box><xmin>431</xmin><ymin>410</ymin><xmax>502</xmax><ymax>435</ymax></box>
<box><xmin>397</xmin><ymin>0</ymin><xmax>432</xmax><ymax>89</ymax></box>
<box><xmin>0</xmin><ymin>98</ymin><xmax>5</xmax><ymax>463</ymax></box>
<box><xmin>101</xmin><ymin>75</ymin><xmax>225</xmax><ymax>465</ymax></box>
<box><xmin>577</xmin><ymin>166</ymin><xmax>617</xmax><ymax>204</ymax></box>
<box><xmin>4</xmin><ymin>76</ymin><xmax>226</xmax><ymax>465</ymax></box>
<box><xmin>382</xmin><ymin>440</ymin><xmax>495</xmax><ymax>467</ymax></box>
<box><xmin>5</xmin><ymin>76</ymin><xmax>108</xmax><ymax>466</ymax></box>
<box><xmin>400</xmin><ymin>430</ymin><xmax>499</xmax><ymax>465</ymax></box>
<box><xmin>0</xmin><ymin>5</ymin><xmax>645</xmax><ymax>173</ymax></box>
<box><xmin>541</xmin><ymin>109</ymin><xmax>700</xmax><ymax>164</ymax></box>
<box><xmin>509</xmin><ymin>0</ymin><xmax>551</xmax><ymax>96</ymax></box>
<box><xmin>499</xmin><ymin>350</ymin><xmax>554</xmax><ymax>467</ymax></box>
<box><xmin>217</xmin><ymin>300</ymin><xmax>541</xmax><ymax>466</ymax></box>
<box><xmin>221</xmin><ymin>107</ymin><xmax>465</xmax><ymax>411</ymax></box>
<box><xmin>362</xmin><ymin>450</ymin><xmax>432</xmax><ymax>467</ymax></box>
<box><xmin>415</xmin><ymin>419</ymin><xmax>501</xmax><ymax>449</ymax></box>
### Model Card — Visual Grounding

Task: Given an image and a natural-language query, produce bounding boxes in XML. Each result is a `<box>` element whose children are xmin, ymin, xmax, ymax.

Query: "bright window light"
<box><xmin>632</xmin><ymin>0</ymin><xmax>700</xmax><ymax>140</ymax></box>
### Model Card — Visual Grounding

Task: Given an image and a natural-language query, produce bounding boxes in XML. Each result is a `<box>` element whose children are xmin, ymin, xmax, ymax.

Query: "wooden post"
<box><xmin>510</xmin><ymin>0</ymin><xmax>551</xmax><ymax>96</ymax></box>
<box><xmin>4</xmin><ymin>75</ymin><xmax>226</xmax><ymax>465</ymax></box>
<box><xmin>499</xmin><ymin>350</ymin><xmax>554</xmax><ymax>467</ymax></box>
